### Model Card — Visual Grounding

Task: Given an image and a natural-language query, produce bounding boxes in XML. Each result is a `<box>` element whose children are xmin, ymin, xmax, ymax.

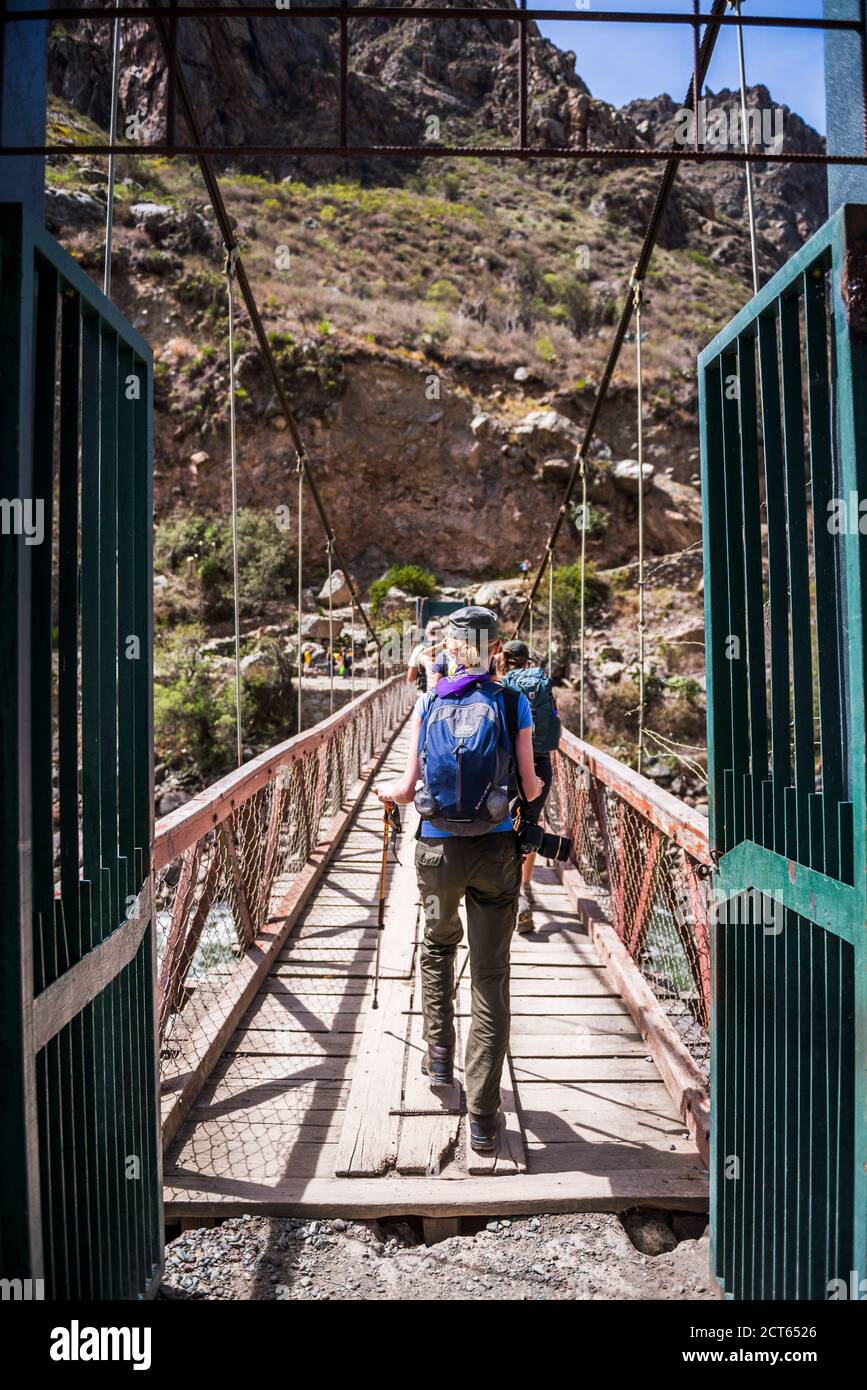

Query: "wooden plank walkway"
<box><xmin>164</xmin><ymin>724</ymin><xmax>708</xmax><ymax>1217</ymax></box>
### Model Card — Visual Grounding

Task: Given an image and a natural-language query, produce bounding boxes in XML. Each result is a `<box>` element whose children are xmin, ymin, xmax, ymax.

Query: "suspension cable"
<box><xmin>732</xmin><ymin>0</ymin><xmax>760</xmax><ymax>295</ymax></box>
<box><xmin>297</xmin><ymin>459</ymin><xmax>304</xmax><ymax>734</ymax></box>
<box><xmin>515</xmin><ymin>0</ymin><xmax>730</xmax><ymax>635</ymax></box>
<box><xmin>351</xmin><ymin>602</ymin><xmax>356</xmax><ymax>697</ymax></box>
<box><xmin>226</xmin><ymin>247</ymin><xmax>243</xmax><ymax>767</ymax></box>
<box><xmin>547</xmin><ymin>544</ymin><xmax>554</xmax><ymax>672</ymax></box>
<box><xmin>326</xmin><ymin>537</ymin><xmax>335</xmax><ymax>716</ymax></box>
<box><xmin>577</xmin><ymin>453</ymin><xmax>587</xmax><ymax>741</ymax></box>
<box><xmin>634</xmin><ymin>275</ymin><xmax>646</xmax><ymax>777</ymax></box>
<box><xmin>103</xmin><ymin>0</ymin><xmax>122</xmax><ymax>295</ymax></box>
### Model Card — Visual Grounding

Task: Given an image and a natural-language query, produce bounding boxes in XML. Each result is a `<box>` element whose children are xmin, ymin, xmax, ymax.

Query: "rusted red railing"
<box><xmin>153</xmin><ymin>674</ymin><xmax>414</xmax><ymax>1103</ymax></box>
<box><xmin>548</xmin><ymin>729</ymin><xmax>712</xmax><ymax>1078</ymax></box>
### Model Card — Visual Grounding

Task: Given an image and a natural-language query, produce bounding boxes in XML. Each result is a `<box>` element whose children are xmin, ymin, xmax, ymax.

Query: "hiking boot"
<box><xmin>516</xmin><ymin>884</ymin><xmax>535</xmax><ymax>935</ymax></box>
<box><xmin>468</xmin><ymin>1111</ymin><xmax>500</xmax><ymax>1154</ymax></box>
<box><xmin>421</xmin><ymin>1044</ymin><xmax>454</xmax><ymax>1088</ymax></box>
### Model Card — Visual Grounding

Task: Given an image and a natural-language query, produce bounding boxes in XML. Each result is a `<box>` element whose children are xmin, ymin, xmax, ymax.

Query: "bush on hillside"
<box><xmin>369</xmin><ymin>564</ymin><xmax>438</xmax><ymax>618</ymax></box>
<box><xmin>552</xmin><ymin>562</ymin><xmax>609</xmax><ymax>665</ymax></box>
<box><xmin>154</xmin><ymin>509</ymin><xmax>295</xmax><ymax>620</ymax></box>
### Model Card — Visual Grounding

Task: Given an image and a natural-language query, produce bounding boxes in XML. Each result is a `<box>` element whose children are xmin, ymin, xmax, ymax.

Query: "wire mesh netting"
<box><xmin>548</xmin><ymin>748</ymin><xmax>712</xmax><ymax>1081</ymax></box>
<box><xmin>154</xmin><ymin>677</ymin><xmax>413</xmax><ymax>1093</ymax></box>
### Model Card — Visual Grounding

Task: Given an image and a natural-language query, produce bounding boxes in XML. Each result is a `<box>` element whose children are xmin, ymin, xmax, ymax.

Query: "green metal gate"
<box><xmin>699</xmin><ymin>203</ymin><xmax>867</xmax><ymax>1300</ymax></box>
<box><xmin>0</xmin><ymin>204</ymin><xmax>161</xmax><ymax>1297</ymax></box>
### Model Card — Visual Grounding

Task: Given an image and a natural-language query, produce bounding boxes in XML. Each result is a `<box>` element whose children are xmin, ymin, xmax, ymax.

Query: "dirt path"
<box><xmin>162</xmin><ymin>1211</ymin><xmax>716</xmax><ymax>1302</ymax></box>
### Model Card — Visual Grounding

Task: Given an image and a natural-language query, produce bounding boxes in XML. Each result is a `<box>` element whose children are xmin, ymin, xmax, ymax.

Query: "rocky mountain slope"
<box><xmin>43</xmin><ymin>8</ymin><xmax>828</xmax><ymax>783</ymax></box>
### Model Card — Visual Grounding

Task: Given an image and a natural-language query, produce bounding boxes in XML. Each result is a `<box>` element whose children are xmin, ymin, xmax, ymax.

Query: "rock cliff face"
<box><xmin>44</xmin><ymin>15</ymin><xmax>827</xmax><ymax>582</ymax></box>
<box><xmin>48</xmin><ymin>9</ymin><xmax>825</xmax><ymax>252</ymax></box>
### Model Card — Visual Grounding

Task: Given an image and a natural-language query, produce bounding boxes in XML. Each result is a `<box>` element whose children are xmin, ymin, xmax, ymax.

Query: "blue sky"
<box><xmin>536</xmin><ymin>1</ymin><xmax>830</xmax><ymax>133</ymax></box>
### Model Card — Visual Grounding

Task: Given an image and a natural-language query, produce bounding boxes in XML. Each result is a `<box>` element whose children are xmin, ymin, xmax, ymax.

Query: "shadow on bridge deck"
<box><xmin>163</xmin><ymin>727</ymin><xmax>708</xmax><ymax>1220</ymax></box>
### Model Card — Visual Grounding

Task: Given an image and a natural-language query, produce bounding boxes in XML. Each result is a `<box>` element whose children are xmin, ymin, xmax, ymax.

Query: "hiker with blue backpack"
<box><xmin>372</xmin><ymin>606</ymin><xmax>543</xmax><ymax>1155</ymax></box>
<box><xmin>497</xmin><ymin>639</ymin><xmax>562</xmax><ymax>935</ymax></box>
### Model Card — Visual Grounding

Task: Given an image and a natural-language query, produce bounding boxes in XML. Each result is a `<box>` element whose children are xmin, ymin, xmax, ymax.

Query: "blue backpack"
<box><xmin>416</xmin><ymin>680</ymin><xmax>520</xmax><ymax>836</ymax></box>
<box><xmin>502</xmin><ymin>666</ymin><xmax>561</xmax><ymax>754</ymax></box>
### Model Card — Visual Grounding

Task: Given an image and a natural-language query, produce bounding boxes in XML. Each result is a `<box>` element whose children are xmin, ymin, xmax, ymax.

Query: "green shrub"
<box><xmin>154</xmin><ymin>629</ymin><xmax>296</xmax><ymax>781</ymax></box>
<box><xmin>425</xmin><ymin>279</ymin><xmax>460</xmax><ymax>306</ymax></box>
<box><xmin>154</xmin><ymin>509</ymin><xmax>295</xmax><ymax>620</ymax></box>
<box><xmin>442</xmin><ymin>173</ymin><xmax>461</xmax><ymax>202</ymax></box>
<box><xmin>552</xmin><ymin>562</ymin><xmax>609</xmax><ymax>664</ymax></box>
<box><xmin>369</xmin><ymin>564</ymin><xmax>438</xmax><ymax>619</ymax></box>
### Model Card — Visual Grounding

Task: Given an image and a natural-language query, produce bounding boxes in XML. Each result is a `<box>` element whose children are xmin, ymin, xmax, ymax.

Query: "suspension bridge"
<box><xmin>1</xmin><ymin>0</ymin><xmax>866</xmax><ymax>1306</ymax></box>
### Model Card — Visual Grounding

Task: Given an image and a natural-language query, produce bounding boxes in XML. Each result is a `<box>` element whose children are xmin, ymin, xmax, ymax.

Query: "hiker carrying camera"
<box><xmin>373</xmin><ymin>606</ymin><xmax>543</xmax><ymax>1155</ymax></box>
<box><xmin>497</xmin><ymin>639</ymin><xmax>562</xmax><ymax>935</ymax></box>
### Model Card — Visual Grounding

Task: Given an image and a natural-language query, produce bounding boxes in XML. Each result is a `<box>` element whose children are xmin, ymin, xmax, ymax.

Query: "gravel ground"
<box><xmin>161</xmin><ymin>1210</ymin><xmax>716</xmax><ymax>1301</ymax></box>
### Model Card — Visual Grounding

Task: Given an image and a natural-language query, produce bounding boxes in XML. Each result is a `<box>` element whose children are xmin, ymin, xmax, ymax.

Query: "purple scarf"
<box><xmin>435</xmin><ymin>667</ymin><xmax>493</xmax><ymax>698</ymax></box>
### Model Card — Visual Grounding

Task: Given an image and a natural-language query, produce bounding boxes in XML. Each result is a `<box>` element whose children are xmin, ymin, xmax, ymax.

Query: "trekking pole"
<box><xmin>373</xmin><ymin>799</ymin><xmax>401</xmax><ymax>1009</ymax></box>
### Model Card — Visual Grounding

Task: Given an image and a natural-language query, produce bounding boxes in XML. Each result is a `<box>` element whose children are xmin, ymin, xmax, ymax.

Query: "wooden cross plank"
<box><xmin>333</xmin><ymin>977</ymin><xmax>408</xmax><ymax>1176</ymax></box>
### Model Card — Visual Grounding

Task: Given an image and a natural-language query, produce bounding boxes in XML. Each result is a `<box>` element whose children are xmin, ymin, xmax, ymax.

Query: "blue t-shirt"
<box><xmin>414</xmin><ymin>683</ymin><xmax>533</xmax><ymax>838</ymax></box>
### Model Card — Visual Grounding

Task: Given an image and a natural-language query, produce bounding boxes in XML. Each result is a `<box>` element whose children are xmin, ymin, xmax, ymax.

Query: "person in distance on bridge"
<box><xmin>496</xmin><ymin>640</ymin><xmax>562</xmax><ymax>935</ymax></box>
<box><xmin>373</xmin><ymin>606</ymin><xmax>543</xmax><ymax>1155</ymax></box>
<box><xmin>406</xmin><ymin>617</ymin><xmax>447</xmax><ymax>693</ymax></box>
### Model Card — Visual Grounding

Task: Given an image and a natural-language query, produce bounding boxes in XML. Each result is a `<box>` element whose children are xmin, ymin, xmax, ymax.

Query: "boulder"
<box><xmin>240</xmin><ymin>649</ymin><xmax>275</xmax><ymax>677</ymax></box>
<box><xmin>613</xmin><ymin>458</ymin><xmax>655</xmax><ymax>496</ymax></box>
<box><xmin>513</xmin><ymin>409</ymin><xmax>581</xmax><ymax>462</ymax></box>
<box><xmin>622</xmin><ymin>1211</ymin><xmax>678</xmax><ymax>1257</ymax></box>
<box><xmin>301</xmin><ymin>613</ymin><xmax>336</xmax><ymax>642</ymax></box>
<box><xmin>318</xmin><ymin>568</ymin><xmax>352</xmax><ymax>607</ymax></box>
<box><xmin>599</xmin><ymin>661</ymin><xmax>625</xmax><ymax>683</ymax></box>
<box><xmin>473</xmin><ymin>578</ymin><xmax>526</xmax><ymax>625</ymax></box>
<box><xmin>541</xmin><ymin>456</ymin><xmax>572</xmax><ymax>481</ymax></box>
<box><xmin>513</xmin><ymin>366</ymin><xmax>532</xmax><ymax>384</ymax></box>
<box><xmin>130</xmin><ymin>201</ymin><xmax>212</xmax><ymax>250</ymax></box>
<box><xmin>130</xmin><ymin>202</ymin><xmax>176</xmax><ymax>240</ymax></box>
<box><xmin>378</xmin><ymin>585</ymin><xmax>414</xmax><ymax>617</ymax></box>
<box><xmin>470</xmin><ymin>413</ymin><xmax>497</xmax><ymax>439</ymax></box>
<box><xmin>44</xmin><ymin>187</ymin><xmax>105</xmax><ymax>233</ymax></box>
<box><xmin>157</xmin><ymin>787</ymin><xmax>192</xmax><ymax>817</ymax></box>
<box><xmin>301</xmin><ymin>641</ymin><xmax>326</xmax><ymax>664</ymax></box>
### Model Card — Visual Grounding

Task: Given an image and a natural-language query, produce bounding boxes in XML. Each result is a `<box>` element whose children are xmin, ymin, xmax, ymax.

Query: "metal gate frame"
<box><xmin>699</xmin><ymin>202</ymin><xmax>867</xmax><ymax>1300</ymax></box>
<box><xmin>0</xmin><ymin>203</ymin><xmax>162</xmax><ymax>1298</ymax></box>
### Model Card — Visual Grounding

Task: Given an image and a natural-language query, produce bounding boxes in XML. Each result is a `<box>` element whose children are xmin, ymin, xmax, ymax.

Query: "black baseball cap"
<box><xmin>503</xmin><ymin>639</ymin><xmax>530</xmax><ymax>663</ymax></box>
<box><xmin>446</xmin><ymin>606</ymin><xmax>499</xmax><ymax>642</ymax></box>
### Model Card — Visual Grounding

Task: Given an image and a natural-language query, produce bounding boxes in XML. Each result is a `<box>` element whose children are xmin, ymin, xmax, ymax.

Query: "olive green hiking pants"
<box><xmin>414</xmin><ymin>832</ymin><xmax>521</xmax><ymax>1117</ymax></box>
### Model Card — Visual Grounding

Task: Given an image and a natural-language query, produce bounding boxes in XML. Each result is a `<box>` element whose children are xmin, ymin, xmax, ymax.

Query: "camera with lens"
<box><xmin>513</xmin><ymin>804</ymin><xmax>572</xmax><ymax>863</ymax></box>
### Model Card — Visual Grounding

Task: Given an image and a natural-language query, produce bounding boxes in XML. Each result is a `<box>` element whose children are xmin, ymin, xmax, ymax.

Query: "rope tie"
<box><xmin>731</xmin><ymin>0</ymin><xmax>760</xmax><ymax>295</ymax></box>
<box><xmin>226</xmin><ymin>250</ymin><xmax>243</xmax><ymax>767</ymax></box>
<box><xmin>634</xmin><ymin>278</ymin><xmax>646</xmax><ymax>777</ymax></box>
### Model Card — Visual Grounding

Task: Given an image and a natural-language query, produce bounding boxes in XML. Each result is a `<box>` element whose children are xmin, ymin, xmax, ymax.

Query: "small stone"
<box><xmin>486</xmin><ymin>1220</ymin><xmax>500</xmax><ymax>1233</ymax></box>
<box><xmin>613</xmin><ymin>457</ymin><xmax>655</xmax><ymax>496</ymax></box>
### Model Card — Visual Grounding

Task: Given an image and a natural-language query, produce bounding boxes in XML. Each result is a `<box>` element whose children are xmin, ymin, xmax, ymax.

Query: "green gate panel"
<box><xmin>699</xmin><ymin>204</ymin><xmax>867</xmax><ymax>1300</ymax></box>
<box><xmin>0</xmin><ymin>204</ymin><xmax>160</xmax><ymax>1298</ymax></box>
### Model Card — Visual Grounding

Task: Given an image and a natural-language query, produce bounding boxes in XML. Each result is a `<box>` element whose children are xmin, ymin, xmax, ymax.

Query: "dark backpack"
<box><xmin>416</xmin><ymin>680</ymin><xmax>521</xmax><ymax>836</ymax></box>
<box><xmin>502</xmin><ymin>666</ymin><xmax>561</xmax><ymax>754</ymax></box>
